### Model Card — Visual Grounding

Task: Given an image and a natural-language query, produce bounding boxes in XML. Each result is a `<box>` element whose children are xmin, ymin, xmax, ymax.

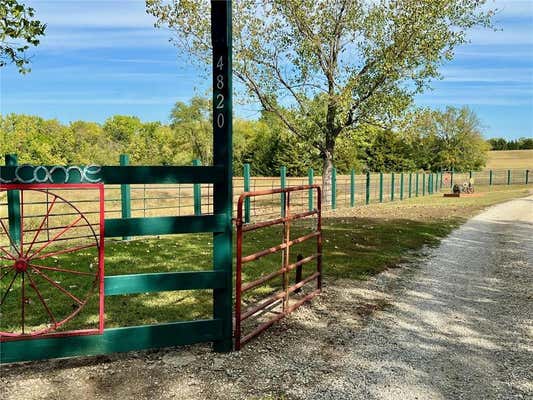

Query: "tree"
<box><xmin>147</xmin><ymin>0</ymin><xmax>493</xmax><ymax>199</ymax></box>
<box><xmin>403</xmin><ymin>107</ymin><xmax>489</xmax><ymax>171</ymax></box>
<box><xmin>0</xmin><ymin>0</ymin><xmax>46</xmax><ymax>73</ymax></box>
<box><xmin>170</xmin><ymin>97</ymin><xmax>213</xmax><ymax>164</ymax></box>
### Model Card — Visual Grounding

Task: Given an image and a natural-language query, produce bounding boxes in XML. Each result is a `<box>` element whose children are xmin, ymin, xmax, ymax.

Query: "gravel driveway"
<box><xmin>2</xmin><ymin>196</ymin><xmax>532</xmax><ymax>400</ymax></box>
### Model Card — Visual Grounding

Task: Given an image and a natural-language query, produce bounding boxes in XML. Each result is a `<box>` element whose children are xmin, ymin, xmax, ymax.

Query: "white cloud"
<box><xmin>440</xmin><ymin>67</ymin><xmax>533</xmax><ymax>83</ymax></box>
<box><xmin>29</xmin><ymin>0</ymin><xmax>156</xmax><ymax>29</ymax></box>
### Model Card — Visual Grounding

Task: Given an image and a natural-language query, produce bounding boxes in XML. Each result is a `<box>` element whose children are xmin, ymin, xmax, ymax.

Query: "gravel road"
<box><xmin>2</xmin><ymin>195</ymin><xmax>532</xmax><ymax>400</ymax></box>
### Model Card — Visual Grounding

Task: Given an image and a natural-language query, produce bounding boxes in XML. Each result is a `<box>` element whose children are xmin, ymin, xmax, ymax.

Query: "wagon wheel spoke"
<box><xmin>27</xmin><ymin>271</ymin><xmax>57</xmax><ymax>326</ymax></box>
<box><xmin>32</xmin><ymin>243</ymin><xmax>97</xmax><ymax>262</ymax></box>
<box><xmin>30</xmin><ymin>266</ymin><xmax>83</xmax><ymax>305</ymax></box>
<box><xmin>0</xmin><ymin>219</ymin><xmax>21</xmax><ymax>257</ymax></box>
<box><xmin>31</xmin><ymin>263</ymin><xmax>94</xmax><ymax>277</ymax></box>
<box><xmin>0</xmin><ymin>271</ymin><xmax>19</xmax><ymax>306</ymax></box>
<box><xmin>0</xmin><ymin>246</ymin><xmax>15</xmax><ymax>260</ymax></box>
<box><xmin>0</xmin><ymin>268</ymin><xmax>13</xmax><ymax>281</ymax></box>
<box><xmin>28</xmin><ymin>216</ymin><xmax>83</xmax><ymax>259</ymax></box>
<box><xmin>24</xmin><ymin>196</ymin><xmax>58</xmax><ymax>258</ymax></box>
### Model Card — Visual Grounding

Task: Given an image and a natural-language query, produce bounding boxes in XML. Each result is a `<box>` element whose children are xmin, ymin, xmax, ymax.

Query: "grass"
<box><xmin>486</xmin><ymin>150</ymin><xmax>533</xmax><ymax>170</ymax></box>
<box><xmin>0</xmin><ymin>185</ymin><xmax>530</xmax><ymax>334</ymax></box>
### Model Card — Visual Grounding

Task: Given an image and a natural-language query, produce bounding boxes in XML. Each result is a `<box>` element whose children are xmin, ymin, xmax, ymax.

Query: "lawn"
<box><xmin>0</xmin><ymin>185</ymin><xmax>530</xmax><ymax>334</ymax></box>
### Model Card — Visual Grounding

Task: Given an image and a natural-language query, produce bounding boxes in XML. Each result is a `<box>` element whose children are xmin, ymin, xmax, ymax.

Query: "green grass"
<box><xmin>1</xmin><ymin>186</ymin><xmax>530</xmax><ymax>334</ymax></box>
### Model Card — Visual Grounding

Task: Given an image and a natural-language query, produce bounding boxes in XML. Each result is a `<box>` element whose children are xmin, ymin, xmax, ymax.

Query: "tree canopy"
<box><xmin>0</xmin><ymin>0</ymin><xmax>46</xmax><ymax>73</ymax></box>
<box><xmin>1</xmin><ymin>104</ymin><xmax>490</xmax><ymax>173</ymax></box>
<box><xmin>147</xmin><ymin>0</ymin><xmax>494</xmax><ymax>197</ymax></box>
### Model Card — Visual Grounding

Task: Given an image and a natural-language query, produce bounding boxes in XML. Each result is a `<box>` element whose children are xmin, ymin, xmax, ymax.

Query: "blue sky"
<box><xmin>0</xmin><ymin>0</ymin><xmax>532</xmax><ymax>140</ymax></box>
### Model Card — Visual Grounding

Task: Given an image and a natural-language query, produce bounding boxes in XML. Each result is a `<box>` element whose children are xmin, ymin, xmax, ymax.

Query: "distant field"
<box><xmin>485</xmin><ymin>150</ymin><xmax>533</xmax><ymax>170</ymax></box>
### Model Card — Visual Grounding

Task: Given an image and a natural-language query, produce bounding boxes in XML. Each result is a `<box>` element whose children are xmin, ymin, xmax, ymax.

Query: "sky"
<box><xmin>0</xmin><ymin>0</ymin><xmax>532</xmax><ymax>140</ymax></box>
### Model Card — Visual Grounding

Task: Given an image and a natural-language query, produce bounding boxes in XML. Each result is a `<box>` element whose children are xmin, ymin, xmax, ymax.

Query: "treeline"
<box><xmin>487</xmin><ymin>137</ymin><xmax>533</xmax><ymax>151</ymax></box>
<box><xmin>1</xmin><ymin>100</ymin><xmax>489</xmax><ymax>175</ymax></box>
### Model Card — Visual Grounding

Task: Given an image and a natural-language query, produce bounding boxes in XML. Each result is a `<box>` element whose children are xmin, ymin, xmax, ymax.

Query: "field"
<box><xmin>1</xmin><ymin>184</ymin><xmax>530</xmax><ymax>335</ymax></box>
<box><xmin>485</xmin><ymin>150</ymin><xmax>533</xmax><ymax>170</ymax></box>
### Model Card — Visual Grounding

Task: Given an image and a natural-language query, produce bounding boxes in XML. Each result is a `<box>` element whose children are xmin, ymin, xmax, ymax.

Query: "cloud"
<box><xmin>4</xmin><ymin>96</ymin><xmax>185</xmax><ymax>105</ymax></box>
<box><xmin>29</xmin><ymin>0</ymin><xmax>157</xmax><ymax>29</ymax></box>
<box><xmin>439</xmin><ymin>67</ymin><xmax>533</xmax><ymax>83</ymax></box>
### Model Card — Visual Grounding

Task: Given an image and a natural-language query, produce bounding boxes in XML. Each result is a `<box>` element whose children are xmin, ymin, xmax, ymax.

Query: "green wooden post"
<box><xmin>280</xmin><ymin>165</ymin><xmax>286</xmax><ymax>216</ymax></box>
<box><xmin>5</xmin><ymin>154</ymin><xmax>20</xmax><ymax>246</ymax></box>
<box><xmin>192</xmin><ymin>159</ymin><xmax>202</xmax><ymax>216</ymax></box>
<box><xmin>211</xmin><ymin>0</ymin><xmax>233</xmax><ymax>353</ymax></box>
<box><xmin>422</xmin><ymin>173</ymin><xmax>426</xmax><ymax>196</ymax></box>
<box><xmin>400</xmin><ymin>173</ymin><xmax>404</xmax><ymax>200</ymax></box>
<box><xmin>507</xmin><ymin>169</ymin><xmax>511</xmax><ymax>185</ymax></box>
<box><xmin>379</xmin><ymin>172</ymin><xmax>383</xmax><ymax>203</ymax></box>
<box><xmin>390</xmin><ymin>172</ymin><xmax>395</xmax><ymax>201</ymax></box>
<box><xmin>439</xmin><ymin>170</ymin><xmax>443</xmax><ymax>189</ymax></box>
<box><xmin>408</xmin><ymin>173</ymin><xmax>412</xmax><ymax>198</ymax></box>
<box><xmin>120</xmin><ymin>154</ymin><xmax>132</xmax><ymax>240</ymax></box>
<box><xmin>489</xmin><ymin>170</ymin><xmax>493</xmax><ymax>186</ymax></box>
<box><xmin>308</xmin><ymin>168</ymin><xmax>314</xmax><ymax>211</ymax></box>
<box><xmin>331</xmin><ymin>167</ymin><xmax>337</xmax><ymax>209</ymax></box>
<box><xmin>243</xmin><ymin>163</ymin><xmax>251</xmax><ymax>223</ymax></box>
<box><xmin>365</xmin><ymin>171</ymin><xmax>370</xmax><ymax>205</ymax></box>
<box><xmin>415</xmin><ymin>173</ymin><xmax>419</xmax><ymax>197</ymax></box>
<box><xmin>350</xmin><ymin>169</ymin><xmax>355</xmax><ymax>207</ymax></box>
<box><xmin>526</xmin><ymin>169</ymin><xmax>529</xmax><ymax>185</ymax></box>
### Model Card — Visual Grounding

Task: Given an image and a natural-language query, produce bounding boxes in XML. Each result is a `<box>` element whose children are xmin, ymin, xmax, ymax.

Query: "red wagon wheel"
<box><xmin>0</xmin><ymin>188</ymin><xmax>102</xmax><ymax>338</ymax></box>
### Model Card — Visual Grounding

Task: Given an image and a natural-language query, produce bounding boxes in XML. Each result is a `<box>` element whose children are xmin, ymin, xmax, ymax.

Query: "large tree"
<box><xmin>147</xmin><ymin>0</ymin><xmax>493</xmax><ymax>199</ymax></box>
<box><xmin>0</xmin><ymin>0</ymin><xmax>46</xmax><ymax>73</ymax></box>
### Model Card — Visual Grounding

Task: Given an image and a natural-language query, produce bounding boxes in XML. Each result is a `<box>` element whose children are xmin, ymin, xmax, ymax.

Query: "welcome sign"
<box><xmin>0</xmin><ymin>165</ymin><xmax>103</xmax><ymax>184</ymax></box>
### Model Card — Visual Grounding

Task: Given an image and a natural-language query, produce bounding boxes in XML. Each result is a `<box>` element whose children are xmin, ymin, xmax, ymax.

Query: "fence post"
<box><xmin>440</xmin><ymin>170</ymin><xmax>443</xmax><ymax>189</ymax></box>
<box><xmin>350</xmin><ymin>169</ymin><xmax>355</xmax><ymax>207</ymax></box>
<box><xmin>507</xmin><ymin>169</ymin><xmax>511</xmax><ymax>185</ymax></box>
<box><xmin>399</xmin><ymin>172</ymin><xmax>404</xmax><ymax>200</ymax></box>
<box><xmin>390</xmin><ymin>173</ymin><xmax>395</xmax><ymax>201</ymax></box>
<box><xmin>280</xmin><ymin>165</ymin><xmax>286</xmax><ymax>216</ymax></box>
<box><xmin>379</xmin><ymin>172</ymin><xmax>383</xmax><ymax>203</ymax></box>
<box><xmin>331</xmin><ymin>167</ymin><xmax>337</xmax><ymax>209</ymax></box>
<box><xmin>526</xmin><ymin>169</ymin><xmax>529</xmax><ymax>185</ymax></box>
<box><xmin>450</xmin><ymin>167</ymin><xmax>454</xmax><ymax>188</ymax></box>
<box><xmin>308</xmin><ymin>168</ymin><xmax>314</xmax><ymax>211</ymax></box>
<box><xmin>489</xmin><ymin>170</ymin><xmax>493</xmax><ymax>186</ymax></box>
<box><xmin>5</xmin><ymin>154</ymin><xmax>21</xmax><ymax>247</ymax></box>
<box><xmin>243</xmin><ymin>163</ymin><xmax>251</xmax><ymax>223</ymax></box>
<box><xmin>119</xmin><ymin>154</ymin><xmax>132</xmax><ymax>240</ymax></box>
<box><xmin>408</xmin><ymin>173</ymin><xmax>412</xmax><ymax>198</ymax></box>
<box><xmin>366</xmin><ymin>171</ymin><xmax>370</xmax><ymax>205</ymax></box>
<box><xmin>422</xmin><ymin>173</ymin><xmax>426</xmax><ymax>196</ymax></box>
<box><xmin>415</xmin><ymin>173</ymin><xmax>419</xmax><ymax>197</ymax></box>
<box><xmin>192</xmin><ymin>159</ymin><xmax>202</xmax><ymax>216</ymax></box>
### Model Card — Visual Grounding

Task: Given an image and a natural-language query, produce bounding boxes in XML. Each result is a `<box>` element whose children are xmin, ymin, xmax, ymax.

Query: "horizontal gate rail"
<box><xmin>235</xmin><ymin>184</ymin><xmax>322</xmax><ymax>350</ymax></box>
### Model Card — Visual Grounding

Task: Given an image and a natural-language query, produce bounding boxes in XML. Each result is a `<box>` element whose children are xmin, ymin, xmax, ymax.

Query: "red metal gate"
<box><xmin>235</xmin><ymin>185</ymin><xmax>322</xmax><ymax>350</ymax></box>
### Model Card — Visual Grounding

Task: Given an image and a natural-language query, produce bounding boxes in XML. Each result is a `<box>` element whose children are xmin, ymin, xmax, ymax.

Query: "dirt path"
<box><xmin>2</xmin><ymin>196</ymin><xmax>532</xmax><ymax>400</ymax></box>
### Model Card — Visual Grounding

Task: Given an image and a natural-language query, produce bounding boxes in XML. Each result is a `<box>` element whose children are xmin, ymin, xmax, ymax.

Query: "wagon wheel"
<box><xmin>0</xmin><ymin>188</ymin><xmax>101</xmax><ymax>338</ymax></box>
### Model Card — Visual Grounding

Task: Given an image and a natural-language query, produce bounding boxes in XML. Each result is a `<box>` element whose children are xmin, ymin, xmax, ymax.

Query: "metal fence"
<box><xmin>1</xmin><ymin>154</ymin><xmax>530</xmax><ymax>234</ymax></box>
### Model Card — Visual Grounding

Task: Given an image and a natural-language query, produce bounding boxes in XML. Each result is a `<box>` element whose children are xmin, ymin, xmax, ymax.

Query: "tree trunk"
<box><xmin>321</xmin><ymin>150</ymin><xmax>334</xmax><ymax>206</ymax></box>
